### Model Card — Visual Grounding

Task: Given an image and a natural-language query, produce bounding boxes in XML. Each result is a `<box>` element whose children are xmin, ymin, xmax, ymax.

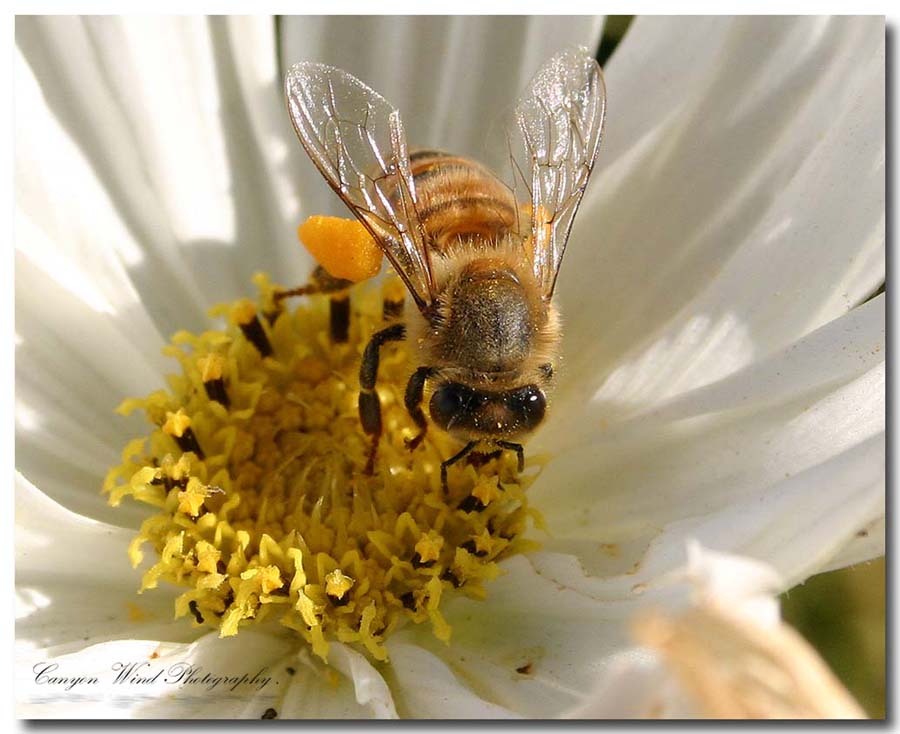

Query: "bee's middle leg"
<box><xmin>496</xmin><ymin>440</ymin><xmax>525</xmax><ymax>473</ymax></box>
<box><xmin>359</xmin><ymin>323</ymin><xmax>406</xmax><ymax>474</ymax></box>
<box><xmin>404</xmin><ymin>366</ymin><xmax>435</xmax><ymax>451</ymax></box>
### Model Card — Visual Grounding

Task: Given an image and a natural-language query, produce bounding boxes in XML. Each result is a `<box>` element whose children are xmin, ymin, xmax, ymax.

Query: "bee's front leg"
<box><xmin>404</xmin><ymin>366</ymin><xmax>435</xmax><ymax>451</ymax></box>
<box><xmin>441</xmin><ymin>441</ymin><xmax>478</xmax><ymax>492</ymax></box>
<box><xmin>359</xmin><ymin>323</ymin><xmax>406</xmax><ymax>474</ymax></box>
<box><xmin>495</xmin><ymin>440</ymin><xmax>525</xmax><ymax>473</ymax></box>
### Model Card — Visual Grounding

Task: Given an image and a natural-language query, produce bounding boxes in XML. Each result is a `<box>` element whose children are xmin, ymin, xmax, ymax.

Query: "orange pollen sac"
<box><xmin>298</xmin><ymin>216</ymin><xmax>383</xmax><ymax>283</ymax></box>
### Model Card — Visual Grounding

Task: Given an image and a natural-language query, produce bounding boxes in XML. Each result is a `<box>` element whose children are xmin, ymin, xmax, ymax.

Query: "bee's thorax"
<box><xmin>441</xmin><ymin>263</ymin><xmax>534</xmax><ymax>374</ymax></box>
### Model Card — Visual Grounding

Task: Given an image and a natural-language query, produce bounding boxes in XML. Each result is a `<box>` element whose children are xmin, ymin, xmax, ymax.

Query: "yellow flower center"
<box><xmin>103</xmin><ymin>271</ymin><xmax>544</xmax><ymax>663</ymax></box>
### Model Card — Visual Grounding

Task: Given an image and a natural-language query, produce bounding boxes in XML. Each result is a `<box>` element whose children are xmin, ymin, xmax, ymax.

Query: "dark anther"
<box><xmin>383</xmin><ymin>297</ymin><xmax>404</xmax><ymax>321</ymax></box>
<box><xmin>222</xmin><ymin>590</ymin><xmax>235</xmax><ymax>610</ymax></box>
<box><xmin>286</xmin><ymin>667</ymin><xmax>296</xmax><ymax>676</ymax></box>
<box><xmin>238</xmin><ymin>315</ymin><xmax>273</xmax><ymax>357</ymax></box>
<box><xmin>466</xmin><ymin>450</ymin><xmax>503</xmax><ymax>468</ymax></box>
<box><xmin>174</xmin><ymin>427</ymin><xmax>205</xmax><ymax>460</ymax></box>
<box><xmin>328</xmin><ymin>593</ymin><xmax>351</xmax><ymax>607</ymax></box>
<box><xmin>411</xmin><ymin>552</ymin><xmax>435</xmax><ymax>569</ymax></box>
<box><xmin>188</xmin><ymin>600</ymin><xmax>204</xmax><ymax>624</ymax></box>
<box><xmin>329</xmin><ymin>294</ymin><xmax>351</xmax><ymax>343</ymax></box>
<box><xmin>460</xmin><ymin>540</ymin><xmax>488</xmax><ymax>557</ymax></box>
<box><xmin>458</xmin><ymin>495</ymin><xmax>486</xmax><ymax>513</ymax></box>
<box><xmin>516</xmin><ymin>662</ymin><xmax>533</xmax><ymax>675</ymax></box>
<box><xmin>400</xmin><ymin>592</ymin><xmax>417</xmax><ymax>610</ymax></box>
<box><xmin>441</xmin><ymin>569</ymin><xmax>463</xmax><ymax>588</ymax></box>
<box><xmin>261</xmin><ymin>708</ymin><xmax>278</xmax><ymax>720</ymax></box>
<box><xmin>203</xmin><ymin>377</ymin><xmax>230</xmax><ymax>408</ymax></box>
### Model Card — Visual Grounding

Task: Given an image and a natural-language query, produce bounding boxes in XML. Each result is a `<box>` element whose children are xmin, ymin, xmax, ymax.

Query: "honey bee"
<box><xmin>285</xmin><ymin>48</ymin><xmax>606</xmax><ymax>485</ymax></box>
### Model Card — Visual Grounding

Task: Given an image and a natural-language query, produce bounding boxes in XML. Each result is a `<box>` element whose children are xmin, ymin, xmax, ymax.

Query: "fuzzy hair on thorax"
<box><xmin>405</xmin><ymin>235</ymin><xmax>561</xmax><ymax>392</ymax></box>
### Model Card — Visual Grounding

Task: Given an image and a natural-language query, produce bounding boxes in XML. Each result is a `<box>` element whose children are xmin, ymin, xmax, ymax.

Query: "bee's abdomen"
<box><xmin>406</xmin><ymin>150</ymin><xmax>519</xmax><ymax>250</ymax></box>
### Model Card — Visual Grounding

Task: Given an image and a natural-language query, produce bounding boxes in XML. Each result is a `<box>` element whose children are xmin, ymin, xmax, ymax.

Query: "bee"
<box><xmin>285</xmin><ymin>48</ymin><xmax>606</xmax><ymax>486</ymax></box>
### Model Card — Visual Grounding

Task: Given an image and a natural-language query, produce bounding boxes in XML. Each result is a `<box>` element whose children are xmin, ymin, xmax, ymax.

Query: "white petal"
<box><xmin>16</xmin><ymin>253</ymin><xmax>166</xmax><ymax>525</ymax></box>
<box><xmin>385</xmin><ymin>642</ymin><xmax>519</xmax><ymax>719</ymax></box>
<box><xmin>819</xmin><ymin>514</ymin><xmax>885</xmax><ymax>573</ymax></box>
<box><xmin>677</xmin><ymin>541</ymin><xmax>782</xmax><ymax>627</ymax></box>
<box><xmin>532</xmin><ymin>296</ymin><xmax>884</xmax><ymax>583</ymax></box>
<box><xmin>16</xmin><ymin>17</ymin><xmax>312</xmax><ymax>332</ymax></box>
<box><xmin>329</xmin><ymin>643</ymin><xmax>398</xmax><ymax>719</ymax></box>
<box><xmin>559</xmin><ymin>16</ymin><xmax>884</xmax><ymax>405</ymax></box>
<box><xmin>278</xmin><ymin>15</ymin><xmax>604</xmax><ymax>218</ymax></box>
<box><xmin>276</xmin><ymin>654</ymin><xmax>375</xmax><ymax>719</ymax></box>
<box><xmin>16</xmin><ymin>473</ymin><xmax>200</xmax><ymax>656</ymax></box>
<box><xmin>386</xmin><ymin>553</ymin><xmax>639</xmax><ymax>718</ymax></box>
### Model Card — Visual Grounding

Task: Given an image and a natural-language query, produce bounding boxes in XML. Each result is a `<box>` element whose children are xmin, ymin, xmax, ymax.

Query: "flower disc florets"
<box><xmin>104</xmin><ymin>273</ymin><xmax>543</xmax><ymax>662</ymax></box>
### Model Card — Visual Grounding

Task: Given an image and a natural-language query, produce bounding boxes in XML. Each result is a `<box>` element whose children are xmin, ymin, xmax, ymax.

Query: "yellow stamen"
<box><xmin>472</xmin><ymin>529</ymin><xmax>495</xmax><ymax>556</ymax></box>
<box><xmin>415</xmin><ymin>532</ymin><xmax>444</xmax><ymax>564</ymax></box>
<box><xmin>163</xmin><ymin>409</ymin><xmax>191</xmax><ymax>438</ymax></box>
<box><xmin>197</xmin><ymin>353</ymin><xmax>225</xmax><ymax>381</ymax></box>
<box><xmin>177</xmin><ymin>477</ymin><xmax>212</xmax><ymax>516</ymax></box>
<box><xmin>382</xmin><ymin>275</ymin><xmax>406</xmax><ymax>304</ymax></box>
<box><xmin>195</xmin><ymin>540</ymin><xmax>221</xmax><ymax>574</ymax></box>
<box><xmin>472</xmin><ymin>477</ymin><xmax>503</xmax><ymax>507</ymax></box>
<box><xmin>324</xmin><ymin>569</ymin><xmax>355</xmax><ymax>600</ymax></box>
<box><xmin>231</xmin><ymin>299</ymin><xmax>258</xmax><ymax>326</ymax></box>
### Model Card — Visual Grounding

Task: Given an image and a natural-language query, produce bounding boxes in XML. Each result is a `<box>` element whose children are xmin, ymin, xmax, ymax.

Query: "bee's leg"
<box><xmin>273</xmin><ymin>283</ymin><xmax>318</xmax><ymax>301</ymax></box>
<box><xmin>404</xmin><ymin>366</ymin><xmax>435</xmax><ymax>451</ymax></box>
<box><xmin>359</xmin><ymin>323</ymin><xmax>407</xmax><ymax>474</ymax></box>
<box><xmin>440</xmin><ymin>441</ymin><xmax>478</xmax><ymax>491</ymax></box>
<box><xmin>495</xmin><ymin>440</ymin><xmax>525</xmax><ymax>473</ymax></box>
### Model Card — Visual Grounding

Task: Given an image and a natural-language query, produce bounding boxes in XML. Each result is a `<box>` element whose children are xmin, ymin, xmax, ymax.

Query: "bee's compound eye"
<box><xmin>429</xmin><ymin>383</ymin><xmax>476</xmax><ymax>431</ymax></box>
<box><xmin>509</xmin><ymin>385</ymin><xmax>546</xmax><ymax>431</ymax></box>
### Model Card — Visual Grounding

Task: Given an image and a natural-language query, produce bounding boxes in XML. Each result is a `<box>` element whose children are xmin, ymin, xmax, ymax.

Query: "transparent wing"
<box><xmin>511</xmin><ymin>48</ymin><xmax>606</xmax><ymax>300</ymax></box>
<box><xmin>285</xmin><ymin>62</ymin><xmax>435</xmax><ymax>312</ymax></box>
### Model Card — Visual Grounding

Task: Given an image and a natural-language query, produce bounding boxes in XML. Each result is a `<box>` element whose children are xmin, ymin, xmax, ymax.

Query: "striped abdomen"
<box><xmin>406</xmin><ymin>150</ymin><xmax>519</xmax><ymax>252</ymax></box>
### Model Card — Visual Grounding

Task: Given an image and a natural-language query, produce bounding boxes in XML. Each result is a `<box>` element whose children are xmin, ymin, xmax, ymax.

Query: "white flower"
<box><xmin>15</xmin><ymin>15</ymin><xmax>884</xmax><ymax>719</ymax></box>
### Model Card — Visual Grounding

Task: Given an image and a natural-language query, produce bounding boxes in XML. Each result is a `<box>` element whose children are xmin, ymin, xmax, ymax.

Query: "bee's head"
<box><xmin>428</xmin><ymin>381</ymin><xmax>546</xmax><ymax>440</ymax></box>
